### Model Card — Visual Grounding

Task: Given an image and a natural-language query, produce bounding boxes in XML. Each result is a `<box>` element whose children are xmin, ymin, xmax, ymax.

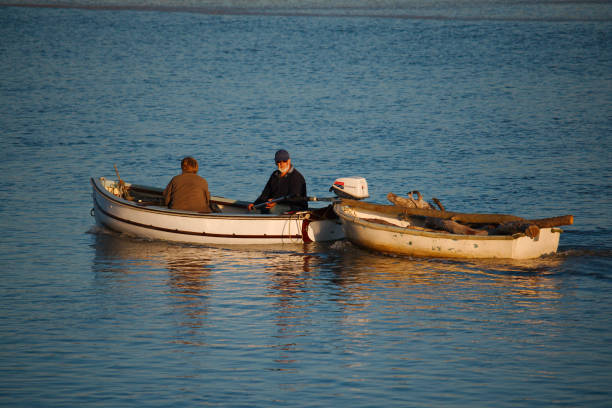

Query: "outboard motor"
<box><xmin>330</xmin><ymin>177</ymin><xmax>369</xmax><ymax>199</ymax></box>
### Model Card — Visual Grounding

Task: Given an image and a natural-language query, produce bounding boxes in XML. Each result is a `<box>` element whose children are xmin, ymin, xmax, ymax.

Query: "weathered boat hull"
<box><xmin>91</xmin><ymin>177</ymin><xmax>344</xmax><ymax>245</ymax></box>
<box><xmin>334</xmin><ymin>201</ymin><xmax>562</xmax><ymax>259</ymax></box>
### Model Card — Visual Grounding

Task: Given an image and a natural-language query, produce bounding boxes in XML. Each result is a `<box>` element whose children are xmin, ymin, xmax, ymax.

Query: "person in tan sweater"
<box><xmin>163</xmin><ymin>157</ymin><xmax>212</xmax><ymax>213</ymax></box>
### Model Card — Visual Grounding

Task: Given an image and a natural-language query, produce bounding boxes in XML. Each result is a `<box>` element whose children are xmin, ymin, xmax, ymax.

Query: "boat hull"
<box><xmin>334</xmin><ymin>202</ymin><xmax>561</xmax><ymax>260</ymax></box>
<box><xmin>91</xmin><ymin>177</ymin><xmax>344</xmax><ymax>245</ymax></box>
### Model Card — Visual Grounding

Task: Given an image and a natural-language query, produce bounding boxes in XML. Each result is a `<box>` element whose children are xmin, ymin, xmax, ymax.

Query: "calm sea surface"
<box><xmin>1</xmin><ymin>2</ymin><xmax>611</xmax><ymax>407</ymax></box>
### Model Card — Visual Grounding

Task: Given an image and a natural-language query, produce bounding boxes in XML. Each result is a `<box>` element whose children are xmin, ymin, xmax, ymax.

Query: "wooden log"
<box><xmin>488</xmin><ymin>222</ymin><xmax>540</xmax><ymax>238</ymax></box>
<box><xmin>419</xmin><ymin>217</ymin><xmax>541</xmax><ymax>238</ymax></box>
<box><xmin>385</xmin><ymin>193</ymin><xmax>524</xmax><ymax>224</ymax></box>
<box><xmin>527</xmin><ymin>215</ymin><xmax>573</xmax><ymax>228</ymax></box>
<box><xmin>448</xmin><ymin>213</ymin><xmax>525</xmax><ymax>224</ymax></box>
<box><xmin>344</xmin><ymin>197</ymin><xmax>574</xmax><ymax>229</ymax></box>
<box><xmin>422</xmin><ymin>219</ymin><xmax>540</xmax><ymax>238</ymax></box>
<box><xmin>423</xmin><ymin>217</ymin><xmax>489</xmax><ymax>236</ymax></box>
<box><xmin>387</xmin><ymin>193</ymin><xmax>574</xmax><ymax>227</ymax></box>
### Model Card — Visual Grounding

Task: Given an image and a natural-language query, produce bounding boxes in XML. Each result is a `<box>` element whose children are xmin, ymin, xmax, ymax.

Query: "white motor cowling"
<box><xmin>330</xmin><ymin>177</ymin><xmax>369</xmax><ymax>199</ymax></box>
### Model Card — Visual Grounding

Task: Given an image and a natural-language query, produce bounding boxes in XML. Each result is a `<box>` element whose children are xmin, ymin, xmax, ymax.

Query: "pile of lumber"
<box><xmin>386</xmin><ymin>192</ymin><xmax>573</xmax><ymax>238</ymax></box>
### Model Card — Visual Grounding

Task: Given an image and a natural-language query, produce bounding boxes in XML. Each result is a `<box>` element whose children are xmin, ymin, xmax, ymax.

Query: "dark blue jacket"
<box><xmin>254</xmin><ymin>167</ymin><xmax>307</xmax><ymax>211</ymax></box>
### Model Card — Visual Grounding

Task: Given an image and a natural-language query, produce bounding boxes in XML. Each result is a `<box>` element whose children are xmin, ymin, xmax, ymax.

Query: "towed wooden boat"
<box><xmin>91</xmin><ymin>177</ymin><xmax>344</xmax><ymax>245</ymax></box>
<box><xmin>334</xmin><ymin>199</ymin><xmax>572</xmax><ymax>259</ymax></box>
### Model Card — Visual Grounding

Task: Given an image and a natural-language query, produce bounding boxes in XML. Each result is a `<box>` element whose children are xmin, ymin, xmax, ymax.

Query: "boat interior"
<box><xmin>98</xmin><ymin>177</ymin><xmax>256</xmax><ymax>214</ymax></box>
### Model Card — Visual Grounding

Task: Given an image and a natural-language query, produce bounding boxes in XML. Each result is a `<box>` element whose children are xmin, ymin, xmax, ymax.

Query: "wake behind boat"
<box><xmin>91</xmin><ymin>176</ymin><xmax>352</xmax><ymax>245</ymax></box>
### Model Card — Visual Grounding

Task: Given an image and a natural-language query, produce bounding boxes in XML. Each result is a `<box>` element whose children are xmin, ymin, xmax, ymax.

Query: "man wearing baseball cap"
<box><xmin>248</xmin><ymin>149</ymin><xmax>307</xmax><ymax>213</ymax></box>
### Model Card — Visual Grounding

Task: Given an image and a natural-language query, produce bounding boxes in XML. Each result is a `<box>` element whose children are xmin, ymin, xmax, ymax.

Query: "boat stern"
<box><xmin>511</xmin><ymin>228</ymin><xmax>562</xmax><ymax>259</ymax></box>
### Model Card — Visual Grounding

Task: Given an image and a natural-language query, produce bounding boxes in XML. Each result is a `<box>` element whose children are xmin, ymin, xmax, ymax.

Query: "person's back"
<box><xmin>163</xmin><ymin>157</ymin><xmax>212</xmax><ymax>213</ymax></box>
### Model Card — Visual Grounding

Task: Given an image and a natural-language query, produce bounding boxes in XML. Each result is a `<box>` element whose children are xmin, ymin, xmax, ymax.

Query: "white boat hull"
<box><xmin>334</xmin><ymin>202</ymin><xmax>562</xmax><ymax>260</ymax></box>
<box><xmin>92</xmin><ymin>177</ymin><xmax>344</xmax><ymax>245</ymax></box>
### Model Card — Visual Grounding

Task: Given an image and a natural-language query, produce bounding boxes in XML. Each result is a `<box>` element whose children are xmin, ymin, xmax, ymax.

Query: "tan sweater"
<box><xmin>163</xmin><ymin>172</ymin><xmax>212</xmax><ymax>213</ymax></box>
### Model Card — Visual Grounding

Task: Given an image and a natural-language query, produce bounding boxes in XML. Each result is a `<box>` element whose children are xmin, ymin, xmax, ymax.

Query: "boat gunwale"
<box><xmin>91</xmin><ymin>177</ymin><xmax>312</xmax><ymax>221</ymax></box>
<box><xmin>334</xmin><ymin>202</ymin><xmax>548</xmax><ymax>241</ymax></box>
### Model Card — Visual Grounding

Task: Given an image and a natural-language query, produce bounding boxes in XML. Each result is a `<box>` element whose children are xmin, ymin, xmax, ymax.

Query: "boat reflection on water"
<box><xmin>91</xmin><ymin>229</ymin><xmax>332</xmax><ymax>333</ymax></box>
<box><xmin>92</xmin><ymin>227</ymin><xmax>568</xmax><ymax>309</ymax></box>
<box><xmin>92</xmin><ymin>230</ymin><xmax>215</xmax><ymax>339</ymax></box>
<box><xmin>91</xmin><ymin>228</ymin><xmax>569</xmax><ymax>359</ymax></box>
<box><xmin>329</xmin><ymin>241</ymin><xmax>568</xmax><ymax>302</ymax></box>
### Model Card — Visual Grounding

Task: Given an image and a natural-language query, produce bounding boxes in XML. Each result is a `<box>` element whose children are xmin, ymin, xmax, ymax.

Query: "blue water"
<box><xmin>1</xmin><ymin>3</ymin><xmax>611</xmax><ymax>407</ymax></box>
